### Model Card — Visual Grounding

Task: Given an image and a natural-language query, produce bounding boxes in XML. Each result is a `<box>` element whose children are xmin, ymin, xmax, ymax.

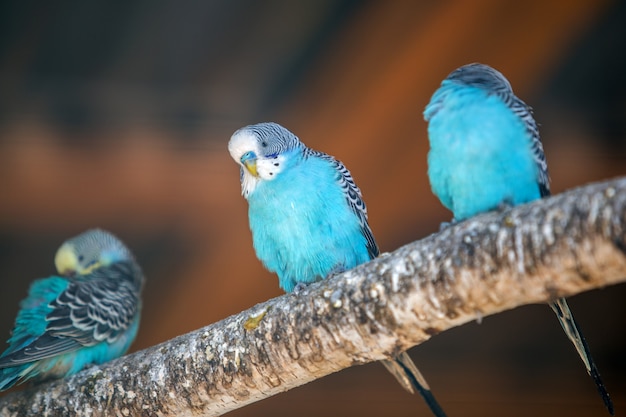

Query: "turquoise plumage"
<box><xmin>229</xmin><ymin>122</ymin><xmax>448</xmax><ymax>417</ymax></box>
<box><xmin>424</xmin><ymin>62</ymin><xmax>613</xmax><ymax>414</ymax></box>
<box><xmin>230</xmin><ymin>123</ymin><xmax>375</xmax><ymax>292</ymax></box>
<box><xmin>0</xmin><ymin>229</ymin><xmax>144</xmax><ymax>391</ymax></box>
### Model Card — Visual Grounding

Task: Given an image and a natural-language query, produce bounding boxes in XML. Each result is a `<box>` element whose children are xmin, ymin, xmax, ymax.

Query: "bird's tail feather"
<box><xmin>382</xmin><ymin>352</ymin><xmax>448</xmax><ymax>417</ymax></box>
<box><xmin>550</xmin><ymin>298</ymin><xmax>614</xmax><ymax>415</ymax></box>
<box><xmin>0</xmin><ymin>365</ymin><xmax>24</xmax><ymax>391</ymax></box>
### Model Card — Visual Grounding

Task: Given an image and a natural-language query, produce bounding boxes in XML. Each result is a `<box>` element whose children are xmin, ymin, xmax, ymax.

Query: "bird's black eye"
<box><xmin>274</xmin><ymin>163</ymin><xmax>279</xmax><ymax>167</ymax></box>
<box><xmin>78</xmin><ymin>255</ymin><xmax>84</xmax><ymax>262</ymax></box>
<box><xmin>261</xmin><ymin>141</ymin><xmax>268</xmax><ymax>147</ymax></box>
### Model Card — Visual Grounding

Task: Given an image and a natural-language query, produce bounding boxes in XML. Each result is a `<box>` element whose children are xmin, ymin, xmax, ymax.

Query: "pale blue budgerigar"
<box><xmin>424</xmin><ymin>62</ymin><xmax>613</xmax><ymax>414</ymax></box>
<box><xmin>0</xmin><ymin>229</ymin><xmax>144</xmax><ymax>391</ymax></box>
<box><xmin>229</xmin><ymin>122</ymin><xmax>448</xmax><ymax>417</ymax></box>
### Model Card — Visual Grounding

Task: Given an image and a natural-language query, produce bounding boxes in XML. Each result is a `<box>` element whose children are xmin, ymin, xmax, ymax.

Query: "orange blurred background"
<box><xmin>0</xmin><ymin>1</ymin><xmax>625</xmax><ymax>416</ymax></box>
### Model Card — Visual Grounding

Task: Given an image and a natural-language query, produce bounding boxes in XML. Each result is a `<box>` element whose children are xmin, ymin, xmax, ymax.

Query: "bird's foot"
<box><xmin>326</xmin><ymin>266</ymin><xmax>347</xmax><ymax>279</ymax></box>
<box><xmin>438</xmin><ymin>218</ymin><xmax>458</xmax><ymax>231</ymax></box>
<box><xmin>293</xmin><ymin>282</ymin><xmax>310</xmax><ymax>294</ymax></box>
<box><xmin>81</xmin><ymin>362</ymin><xmax>98</xmax><ymax>372</ymax></box>
<box><xmin>496</xmin><ymin>200</ymin><xmax>514</xmax><ymax>212</ymax></box>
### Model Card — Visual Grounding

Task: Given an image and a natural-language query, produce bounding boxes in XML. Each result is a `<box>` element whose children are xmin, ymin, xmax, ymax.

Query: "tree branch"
<box><xmin>1</xmin><ymin>177</ymin><xmax>625</xmax><ymax>417</ymax></box>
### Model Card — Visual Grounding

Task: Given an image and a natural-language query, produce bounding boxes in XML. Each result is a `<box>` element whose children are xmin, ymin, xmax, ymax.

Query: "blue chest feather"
<box><xmin>247</xmin><ymin>155</ymin><xmax>371</xmax><ymax>292</ymax></box>
<box><xmin>426</xmin><ymin>87</ymin><xmax>541</xmax><ymax>220</ymax></box>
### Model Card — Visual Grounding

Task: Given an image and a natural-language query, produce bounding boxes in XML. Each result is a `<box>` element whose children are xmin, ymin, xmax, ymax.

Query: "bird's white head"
<box><xmin>228</xmin><ymin>122</ymin><xmax>301</xmax><ymax>198</ymax></box>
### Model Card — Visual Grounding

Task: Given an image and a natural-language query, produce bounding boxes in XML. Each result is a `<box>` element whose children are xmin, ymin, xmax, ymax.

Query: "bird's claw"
<box><xmin>293</xmin><ymin>282</ymin><xmax>310</xmax><ymax>294</ymax></box>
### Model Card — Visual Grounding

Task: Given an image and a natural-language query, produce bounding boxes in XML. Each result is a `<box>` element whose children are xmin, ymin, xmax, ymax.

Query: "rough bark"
<box><xmin>1</xmin><ymin>177</ymin><xmax>625</xmax><ymax>417</ymax></box>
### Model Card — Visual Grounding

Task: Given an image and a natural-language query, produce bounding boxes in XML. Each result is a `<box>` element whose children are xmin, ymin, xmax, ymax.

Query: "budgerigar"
<box><xmin>0</xmin><ymin>229</ymin><xmax>144</xmax><ymax>391</ymax></box>
<box><xmin>229</xmin><ymin>122</ymin><xmax>448</xmax><ymax>417</ymax></box>
<box><xmin>424</xmin><ymin>62</ymin><xmax>613</xmax><ymax>414</ymax></box>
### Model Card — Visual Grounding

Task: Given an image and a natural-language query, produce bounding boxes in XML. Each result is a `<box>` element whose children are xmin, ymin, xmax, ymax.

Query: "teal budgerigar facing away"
<box><xmin>424</xmin><ymin>62</ymin><xmax>613</xmax><ymax>415</ymax></box>
<box><xmin>229</xmin><ymin>122</ymin><xmax>448</xmax><ymax>417</ymax></box>
<box><xmin>0</xmin><ymin>229</ymin><xmax>144</xmax><ymax>391</ymax></box>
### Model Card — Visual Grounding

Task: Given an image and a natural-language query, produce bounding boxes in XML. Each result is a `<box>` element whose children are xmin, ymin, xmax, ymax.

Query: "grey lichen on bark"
<box><xmin>0</xmin><ymin>177</ymin><xmax>625</xmax><ymax>417</ymax></box>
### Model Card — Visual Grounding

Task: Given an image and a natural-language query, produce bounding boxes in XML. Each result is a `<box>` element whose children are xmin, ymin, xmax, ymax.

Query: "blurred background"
<box><xmin>0</xmin><ymin>1</ymin><xmax>625</xmax><ymax>416</ymax></box>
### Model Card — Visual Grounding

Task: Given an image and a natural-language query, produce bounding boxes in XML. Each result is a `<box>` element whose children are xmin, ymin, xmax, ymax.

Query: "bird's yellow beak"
<box><xmin>241</xmin><ymin>152</ymin><xmax>258</xmax><ymax>177</ymax></box>
<box><xmin>243</xmin><ymin>159</ymin><xmax>258</xmax><ymax>177</ymax></box>
<box><xmin>54</xmin><ymin>243</ymin><xmax>78</xmax><ymax>276</ymax></box>
<box><xmin>54</xmin><ymin>243</ymin><xmax>102</xmax><ymax>276</ymax></box>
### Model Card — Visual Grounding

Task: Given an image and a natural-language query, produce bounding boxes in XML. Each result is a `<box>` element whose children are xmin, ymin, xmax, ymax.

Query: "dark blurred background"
<box><xmin>0</xmin><ymin>1</ymin><xmax>625</xmax><ymax>416</ymax></box>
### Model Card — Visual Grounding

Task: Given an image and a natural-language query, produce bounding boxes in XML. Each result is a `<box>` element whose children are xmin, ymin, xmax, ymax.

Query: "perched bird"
<box><xmin>0</xmin><ymin>229</ymin><xmax>144</xmax><ymax>391</ymax></box>
<box><xmin>229</xmin><ymin>122</ymin><xmax>448</xmax><ymax>417</ymax></box>
<box><xmin>424</xmin><ymin>62</ymin><xmax>613</xmax><ymax>414</ymax></box>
